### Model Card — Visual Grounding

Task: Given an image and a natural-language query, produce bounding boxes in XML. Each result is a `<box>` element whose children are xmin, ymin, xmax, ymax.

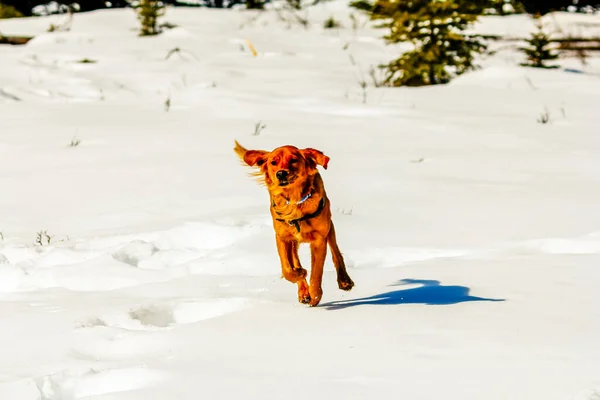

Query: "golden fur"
<box><xmin>234</xmin><ymin>140</ymin><xmax>354</xmax><ymax>306</ymax></box>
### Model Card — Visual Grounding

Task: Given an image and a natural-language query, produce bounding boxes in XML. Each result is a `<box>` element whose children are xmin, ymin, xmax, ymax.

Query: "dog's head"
<box><xmin>234</xmin><ymin>141</ymin><xmax>329</xmax><ymax>189</ymax></box>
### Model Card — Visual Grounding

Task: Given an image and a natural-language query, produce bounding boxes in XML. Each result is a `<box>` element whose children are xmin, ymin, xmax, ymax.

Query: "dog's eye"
<box><xmin>270</xmin><ymin>161</ymin><xmax>277</xmax><ymax>166</ymax></box>
<box><xmin>289</xmin><ymin>158</ymin><xmax>298</xmax><ymax>164</ymax></box>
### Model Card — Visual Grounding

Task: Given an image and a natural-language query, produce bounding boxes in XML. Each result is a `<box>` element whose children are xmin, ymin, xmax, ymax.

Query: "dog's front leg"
<box><xmin>308</xmin><ymin>236</ymin><xmax>328</xmax><ymax>307</ymax></box>
<box><xmin>275</xmin><ymin>235</ymin><xmax>310</xmax><ymax>304</ymax></box>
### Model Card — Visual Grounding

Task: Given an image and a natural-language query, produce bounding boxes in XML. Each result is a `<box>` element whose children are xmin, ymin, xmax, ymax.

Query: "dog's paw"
<box><xmin>338</xmin><ymin>277</ymin><xmax>354</xmax><ymax>291</ymax></box>
<box><xmin>297</xmin><ymin>280</ymin><xmax>311</xmax><ymax>304</ymax></box>
<box><xmin>308</xmin><ymin>287</ymin><xmax>322</xmax><ymax>307</ymax></box>
<box><xmin>299</xmin><ymin>294</ymin><xmax>311</xmax><ymax>304</ymax></box>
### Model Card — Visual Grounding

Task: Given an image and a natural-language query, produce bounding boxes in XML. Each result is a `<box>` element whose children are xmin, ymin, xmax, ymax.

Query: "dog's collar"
<box><xmin>281</xmin><ymin>187</ymin><xmax>313</xmax><ymax>206</ymax></box>
<box><xmin>290</xmin><ymin>191</ymin><xmax>311</xmax><ymax>205</ymax></box>
<box><xmin>275</xmin><ymin>197</ymin><xmax>326</xmax><ymax>233</ymax></box>
<box><xmin>272</xmin><ymin>186</ymin><xmax>313</xmax><ymax>207</ymax></box>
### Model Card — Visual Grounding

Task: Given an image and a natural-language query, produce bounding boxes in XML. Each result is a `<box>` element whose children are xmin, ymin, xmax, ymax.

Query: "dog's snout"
<box><xmin>276</xmin><ymin>170</ymin><xmax>288</xmax><ymax>180</ymax></box>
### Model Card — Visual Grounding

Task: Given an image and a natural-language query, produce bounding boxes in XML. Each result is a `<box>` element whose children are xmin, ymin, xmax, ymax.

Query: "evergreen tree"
<box><xmin>349</xmin><ymin>0</ymin><xmax>374</xmax><ymax>12</ymax></box>
<box><xmin>519</xmin><ymin>23</ymin><xmax>559</xmax><ymax>68</ymax></box>
<box><xmin>0</xmin><ymin>1</ymin><xmax>23</xmax><ymax>18</ymax></box>
<box><xmin>520</xmin><ymin>0</ymin><xmax>571</xmax><ymax>14</ymax></box>
<box><xmin>135</xmin><ymin>0</ymin><xmax>165</xmax><ymax>36</ymax></box>
<box><xmin>367</xmin><ymin>0</ymin><xmax>492</xmax><ymax>87</ymax></box>
<box><xmin>244</xmin><ymin>0</ymin><xmax>266</xmax><ymax>9</ymax></box>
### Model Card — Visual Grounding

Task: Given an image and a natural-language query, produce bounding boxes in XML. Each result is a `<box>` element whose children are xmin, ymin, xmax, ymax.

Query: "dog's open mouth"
<box><xmin>278</xmin><ymin>176</ymin><xmax>295</xmax><ymax>187</ymax></box>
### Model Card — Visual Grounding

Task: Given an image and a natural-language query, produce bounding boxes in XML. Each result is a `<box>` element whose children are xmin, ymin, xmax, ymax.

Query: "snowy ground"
<box><xmin>1</xmin><ymin>4</ymin><xmax>600</xmax><ymax>400</ymax></box>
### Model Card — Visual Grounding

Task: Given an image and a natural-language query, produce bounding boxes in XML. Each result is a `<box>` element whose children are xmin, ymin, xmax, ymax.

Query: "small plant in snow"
<box><xmin>520</xmin><ymin>23</ymin><xmax>559</xmax><ymax>69</ymax></box>
<box><xmin>368</xmin><ymin>64</ymin><xmax>385</xmax><ymax>87</ymax></box>
<box><xmin>357</xmin><ymin>78</ymin><xmax>367</xmax><ymax>104</ymax></box>
<box><xmin>348</xmin><ymin>54</ymin><xmax>356</xmax><ymax>66</ymax></box>
<box><xmin>239</xmin><ymin>13</ymin><xmax>262</xmax><ymax>29</ymax></box>
<box><xmin>165</xmin><ymin>47</ymin><xmax>181</xmax><ymax>60</ymax></box>
<box><xmin>336</xmin><ymin>207</ymin><xmax>353</xmax><ymax>216</ymax></box>
<box><xmin>164</xmin><ymin>96</ymin><xmax>171</xmax><ymax>112</ymax></box>
<box><xmin>323</xmin><ymin>16</ymin><xmax>341</xmax><ymax>29</ymax></box>
<box><xmin>134</xmin><ymin>0</ymin><xmax>165</xmax><ymax>36</ymax></box>
<box><xmin>575</xmin><ymin>48</ymin><xmax>589</xmax><ymax>67</ymax></box>
<box><xmin>275</xmin><ymin>5</ymin><xmax>310</xmax><ymax>30</ymax></box>
<box><xmin>69</xmin><ymin>136</ymin><xmax>81</xmax><ymax>147</ymax></box>
<box><xmin>524</xmin><ymin>76</ymin><xmax>538</xmax><ymax>90</ymax></box>
<box><xmin>46</xmin><ymin>10</ymin><xmax>73</xmax><ymax>32</ymax></box>
<box><xmin>348</xmin><ymin>13</ymin><xmax>367</xmax><ymax>34</ymax></box>
<box><xmin>76</xmin><ymin>58</ymin><xmax>97</xmax><ymax>64</ymax></box>
<box><xmin>35</xmin><ymin>230</ymin><xmax>53</xmax><ymax>246</ymax></box>
<box><xmin>253</xmin><ymin>121</ymin><xmax>266</xmax><ymax>136</ymax></box>
<box><xmin>537</xmin><ymin>107</ymin><xmax>550</xmax><ymax>124</ymax></box>
<box><xmin>159</xmin><ymin>21</ymin><xmax>178</xmax><ymax>30</ymax></box>
<box><xmin>0</xmin><ymin>231</ymin><xmax>4</xmax><ymax>241</ymax></box>
<box><xmin>286</xmin><ymin>0</ymin><xmax>302</xmax><ymax>10</ymax></box>
<box><xmin>165</xmin><ymin>47</ymin><xmax>199</xmax><ymax>61</ymax></box>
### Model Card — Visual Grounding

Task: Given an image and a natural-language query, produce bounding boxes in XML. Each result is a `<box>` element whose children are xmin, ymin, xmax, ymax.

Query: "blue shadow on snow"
<box><xmin>322</xmin><ymin>279</ymin><xmax>505</xmax><ymax>310</ymax></box>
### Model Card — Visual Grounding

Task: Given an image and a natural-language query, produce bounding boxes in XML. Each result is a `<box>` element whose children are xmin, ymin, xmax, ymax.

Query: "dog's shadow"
<box><xmin>322</xmin><ymin>278</ymin><xmax>505</xmax><ymax>310</ymax></box>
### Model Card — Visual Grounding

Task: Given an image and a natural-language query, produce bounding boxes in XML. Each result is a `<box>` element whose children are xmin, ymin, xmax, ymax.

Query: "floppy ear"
<box><xmin>244</xmin><ymin>150</ymin><xmax>267</xmax><ymax>167</ymax></box>
<box><xmin>234</xmin><ymin>140</ymin><xmax>267</xmax><ymax>167</ymax></box>
<box><xmin>302</xmin><ymin>148</ymin><xmax>330</xmax><ymax>170</ymax></box>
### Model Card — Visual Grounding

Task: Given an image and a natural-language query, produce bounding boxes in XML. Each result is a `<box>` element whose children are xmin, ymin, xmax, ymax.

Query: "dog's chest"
<box><xmin>280</xmin><ymin>222</ymin><xmax>318</xmax><ymax>242</ymax></box>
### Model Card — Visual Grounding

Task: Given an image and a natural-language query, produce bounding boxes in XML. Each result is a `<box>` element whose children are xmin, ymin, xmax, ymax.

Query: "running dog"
<box><xmin>234</xmin><ymin>141</ymin><xmax>354</xmax><ymax>306</ymax></box>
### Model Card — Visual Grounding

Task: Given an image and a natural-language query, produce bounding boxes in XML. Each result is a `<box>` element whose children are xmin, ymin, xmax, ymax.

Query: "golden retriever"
<box><xmin>234</xmin><ymin>141</ymin><xmax>354</xmax><ymax>306</ymax></box>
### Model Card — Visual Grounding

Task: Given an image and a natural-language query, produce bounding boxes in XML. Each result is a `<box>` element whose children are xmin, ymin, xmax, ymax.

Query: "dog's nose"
<box><xmin>276</xmin><ymin>170</ymin><xmax>288</xmax><ymax>180</ymax></box>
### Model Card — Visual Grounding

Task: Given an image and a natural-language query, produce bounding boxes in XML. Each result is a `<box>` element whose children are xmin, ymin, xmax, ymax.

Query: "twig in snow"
<box><xmin>524</xmin><ymin>76</ymin><xmax>538</xmax><ymax>90</ymax></box>
<box><xmin>253</xmin><ymin>121</ymin><xmax>266</xmax><ymax>136</ymax></box>
<box><xmin>537</xmin><ymin>107</ymin><xmax>551</xmax><ymax>124</ymax></box>
<box><xmin>35</xmin><ymin>230</ymin><xmax>53</xmax><ymax>246</ymax></box>
<box><xmin>69</xmin><ymin>136</ymin><xmax>81</xmax><ymax>147</ymax></box>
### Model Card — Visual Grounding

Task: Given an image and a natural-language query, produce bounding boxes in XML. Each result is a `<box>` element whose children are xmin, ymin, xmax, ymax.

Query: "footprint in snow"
<box><xmin>112</xmin><ymin>240</ymin><xmax>159</xmax><ymax>267</ymax></box>
<box><xmin>32</xmin><ymin>367</ymin><xmax>166</xmax><ymax>399</ymax></box>
<box><xmin>0</xmin><ymin>367</ymin><xmax>166</xmax><ymax>400</ymax></box>
<box><xmin>70</xmin><ymin>324</ymin><xmax>170</xmax><ymax>361</ymax></box>
<box><xmin>76</xmin><ymin>298</ymin><xmax>249</xmax><ymax>333</ymax></box>
<box><xmin>570</xmin><ymin>388</ymin><xmax>600</xmax><ymax>400</ymax></box>
<box><xmin>128</xmin><ymin>298</ymin><xmax>249</xmax><ymax>327</ymax></box>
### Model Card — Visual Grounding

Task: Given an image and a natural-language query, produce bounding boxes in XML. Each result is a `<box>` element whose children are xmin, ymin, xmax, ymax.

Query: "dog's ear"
<box><xmin>234</xmin><ymin>140</ymin><xmax>267</xmax><ymax>167</ymax></box>
<box><xmin>302</xmin><ymin>148</ymin><xmax>330</xmax><ymax>170</ymax></box>
<box><xmin>244</xmin><ymin>150</ymin><xmax>268</xmax><ymax>167</ymax></box>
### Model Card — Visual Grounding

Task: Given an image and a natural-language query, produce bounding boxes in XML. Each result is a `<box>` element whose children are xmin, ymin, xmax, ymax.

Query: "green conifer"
<box><xmin>519</xmin><ymin>24</ymin><xmax>559</xmax><ymax>68</ymax></box>
<box><xmin>136</xmin><ymin>0</ymin><xmax>165</xmax><ymax>36</ymax></box>
<box><xmin>0</xmin><ymin>2</ymin><xmax>23</xmax><ymax>19</ymax></box>
<box><xmin>368</xmin><ymin>0</ymin><xmax>492</xmax><ymax>87</ymax></box>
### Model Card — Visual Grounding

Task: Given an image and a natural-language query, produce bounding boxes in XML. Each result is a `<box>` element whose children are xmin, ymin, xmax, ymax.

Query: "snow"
<box><xmin>1</xmin><ymin>3</ymin><xmax>600</xmax><ymax>399</ymax></box>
